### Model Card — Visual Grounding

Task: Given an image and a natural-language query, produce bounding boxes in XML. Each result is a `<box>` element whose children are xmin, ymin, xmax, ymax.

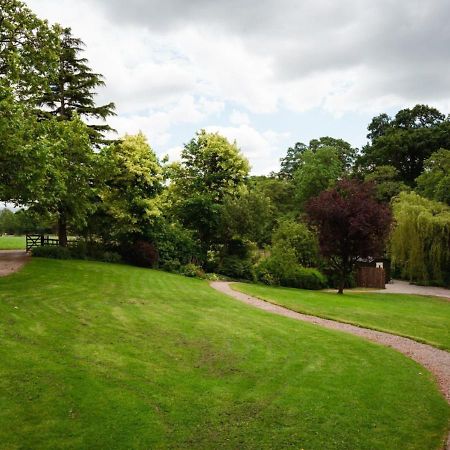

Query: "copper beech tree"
<box><xmin>307</xmin><ymin>180</ymin><xmax>392</xmax><ymax>294</ymax></box>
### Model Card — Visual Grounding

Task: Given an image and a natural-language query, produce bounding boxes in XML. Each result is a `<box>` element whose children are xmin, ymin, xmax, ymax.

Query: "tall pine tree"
<box><xmin>37</xmin><ymin>27</ymin><xmax>116</xmax><ymax>245</ymax></box>
<box><xmin>38</xmin><ymin>27</ymin><xmax>116</xmax><ymax>146</ymax></box>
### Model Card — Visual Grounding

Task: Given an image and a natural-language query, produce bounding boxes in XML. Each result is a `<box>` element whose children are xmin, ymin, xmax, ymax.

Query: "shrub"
<box><xmin>32</xmin><ymin>246</ymin><xmax>71</xmax><ymax>259</ymax></box>
<box><xmin>69</xmin><ymin>241</ymin><xmax>87</xmax><ymax>259</ymax></box>
<box><xmin>217</xmin><ymin>255</ymin><xmax>254</xmax><ymax>280</ymax></box>
<box><xmin>271</xmin><ymin>219</ymin><xmax>319</xmax><ymax>267</ymax></box>
<box><xmin>100</xmin><ymin>251</ymin><xmax>122</xmax><ymax>264</ymax></box>
<box><xmin>205</xmin><ymin>273</ymin><xmax>220</xmax><ymax>281</ymax></box>
<box><xmin>180</xmin><ymin>263</ymin><xmax>205</xmax><ymax>278</ymax></box>
<box><xmin>123</xmin><ymin>240</ymin><xmax>159</xmax><ymax>268</ymax></box>
<box><xmin>256</xmin><ymin>244</ymin><xmax>327</xmax><ymax>290</ymax></box>
<box><xmin>160</xmin><ymin>259</ymin><xmax>181</xmax><ymax>273</ymax></box>
<box><xmin>150</xmin><ymin>221</ymin><xmax>201</xmax><ymax>267</ymax></box>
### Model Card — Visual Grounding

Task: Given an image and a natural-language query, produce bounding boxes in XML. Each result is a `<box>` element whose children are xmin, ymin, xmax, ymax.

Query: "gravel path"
<box><xmin>0</xmin><ymin>250</ymin><xmax>30</xmax><ymax>277</ymax></box>
<box><xmin>380</xmin><ymin>279</ymin><xmax>450</xmax><ymax>299</ymax></box>
<box><xmin>210</xmin><ymin>281</ymin><xmax>450</xmax><ymax>448</ymax></box>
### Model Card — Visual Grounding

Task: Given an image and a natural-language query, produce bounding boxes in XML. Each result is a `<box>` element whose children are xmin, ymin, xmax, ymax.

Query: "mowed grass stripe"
<box><xmin>0</xmin><ymin>259</ymin><xmax>448</xmax><ymax>449</ymax></box>
<box><xmin>234</xmin><ymin>282</ymin><xmax>450</xmax><ymax>351</ymax></box>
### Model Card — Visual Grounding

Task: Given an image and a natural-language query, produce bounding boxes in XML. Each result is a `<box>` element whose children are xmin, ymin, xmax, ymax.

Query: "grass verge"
<box><xmin>233</xmin><ymin>282</ymin><xmax>450</xmax><ymax>351</ymax></box>
<box><xmin>0</xmin><ymin>259</ymin><xmax>448</xmax><ymax>449</ymax></box>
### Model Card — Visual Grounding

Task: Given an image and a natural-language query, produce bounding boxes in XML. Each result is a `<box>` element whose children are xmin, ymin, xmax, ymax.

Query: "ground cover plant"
<box><xmin>0</xmin><ymin>258</ymin><xmax>448</xmax><ymax>449</ymax></box>
<box><xmin>0</xmin><ymin>235</ymin><xmax>25</xmax><ymax>250</ymax></box>
<box><xmin>233</xmin><ymin>283</ymin><xmax>450</xmax><ymax>350</ymax></box>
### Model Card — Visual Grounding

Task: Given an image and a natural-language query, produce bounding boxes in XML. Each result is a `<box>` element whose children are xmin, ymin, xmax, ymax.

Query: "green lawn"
<box><xmin>0</xmin><ymin>259</ymin><xmax>448</xmax><ymax>449</ymax></box>
<box><xmin>0</xmin><ymin>235</ymin><xmax>25</xmax><ymax>250</ymax></box>
<box><xmin>233</xmin><ymin>283</ymin><xmax>450</xmax><ymax>350</ymax></box>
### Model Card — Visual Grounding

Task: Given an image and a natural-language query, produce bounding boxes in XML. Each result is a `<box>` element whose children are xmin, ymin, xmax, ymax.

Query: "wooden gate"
<box><xmin>356</xmin><ymin>267</ymin><xmax>385</xmax><ymax>289</ymax></box>
<box><xmin>26</xmin><ymin>234</ymin><xmax>60</xmax><ymax>252</ymax></box>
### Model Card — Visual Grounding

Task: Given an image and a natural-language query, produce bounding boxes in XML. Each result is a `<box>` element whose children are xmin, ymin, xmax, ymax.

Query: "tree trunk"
<box><xmin>337</xmin><ymin>263</ymin><xmax>347</xmax><ymax>294</ymax></box>
<box><xmin>58</xmin><ymin>212</ymin><xmax>68</xmax><ymax>247</ymax></box>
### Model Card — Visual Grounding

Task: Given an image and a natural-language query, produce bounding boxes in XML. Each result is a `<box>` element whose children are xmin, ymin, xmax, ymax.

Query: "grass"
<box><xmin>0</xmin><ymin>259</ymin><xmax>448</xmax><ymax>449</ymax></box>
<box><xmin>233</xmin><ymin>283</ymin><xmax>450</xmax><ymax>350</ymax></box>
<box><xmin>0</xmin><ymin>235</ymin><xmax>25</xmax><ymax>250</ymax></box>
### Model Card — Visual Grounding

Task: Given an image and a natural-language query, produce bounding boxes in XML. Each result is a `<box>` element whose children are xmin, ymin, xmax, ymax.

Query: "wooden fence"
<box><xmin>356</xmin><ymin>267</ymin><xmax>386</xmax><ymax>289</ymax></box>
<box><xmin>26</xmin><ymin>234</ymin><xmax>76</xmax><ymax>252</ymax></box>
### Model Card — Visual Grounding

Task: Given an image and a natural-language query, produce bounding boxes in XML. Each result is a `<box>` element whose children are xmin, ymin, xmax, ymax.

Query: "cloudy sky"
<box><xmin>27</xmin><ymin>0</ymin><xmax>450</xmax><ymax>174</ymax></box>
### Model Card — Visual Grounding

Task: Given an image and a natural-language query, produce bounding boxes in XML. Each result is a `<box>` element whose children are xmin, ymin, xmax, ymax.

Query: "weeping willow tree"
<box><xmin>390</xmin><ymin>192</ymin><xmax>450</xmax><ymax>285</ymax></box>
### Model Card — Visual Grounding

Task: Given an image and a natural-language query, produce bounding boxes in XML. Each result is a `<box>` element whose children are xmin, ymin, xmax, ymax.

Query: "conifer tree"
<box><xmin>38</xmin><ymin>27</ymin><xmax>115</xmax><ymax>145</ymax></box>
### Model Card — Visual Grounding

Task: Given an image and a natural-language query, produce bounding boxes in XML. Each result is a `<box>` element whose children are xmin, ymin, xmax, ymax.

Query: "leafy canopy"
<box><xmin>307</xmin><ymin>180</ymin><xmax>392</xmax><ymax>293</ymax></box>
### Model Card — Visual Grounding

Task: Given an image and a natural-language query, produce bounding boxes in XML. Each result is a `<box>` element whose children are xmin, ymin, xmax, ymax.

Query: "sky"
<box><xmin>26</xmin><ymin>0</ymin><xmax>450</xmax><ymax>174</ymax></box>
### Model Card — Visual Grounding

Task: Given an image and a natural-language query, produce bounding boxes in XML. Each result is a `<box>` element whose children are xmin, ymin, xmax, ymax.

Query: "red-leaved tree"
<box><xmin>307</xmin><ymin>180</ymin><xmax>392</xmax><ymax>294</ymax></box>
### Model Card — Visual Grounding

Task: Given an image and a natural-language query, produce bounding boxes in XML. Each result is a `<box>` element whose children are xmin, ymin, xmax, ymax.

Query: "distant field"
<box><xmin>233</xmin><ymin>283</ymin><xmax>450</xmax><ymax>350</ymax></box>
<box><xmin>0</xmin><ymin>235</ymin><xmax>25</xmax><ymax>250</ymax></box>
<box><xmin>0</xmin><ymin>258</ymin><xmax>447</xmax><ymax>449</ymax></box>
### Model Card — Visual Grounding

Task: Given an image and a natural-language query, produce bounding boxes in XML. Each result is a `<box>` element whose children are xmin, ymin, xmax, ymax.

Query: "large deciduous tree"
<box><xmin>170</xmin><ymin>130</ymin><xmax>249</xmax><ymax>258</ymax></box>
<box><xmin>0</xmin><ymin>0</ymin><xmax>58</xmax><ymax>102</ymax></box>
<box><xmin>416</xmin><ymin>149</ymin><xmax>450</xmax><ymax>205</ymax></box>
<box><xmin>307</xmin><ymin>180</ymin><xmax>392</xmax><ymax>294</ymax></box>
<box><xmin>359</xmin><ymin>105</ymin><xmax>450</xmax><ymax>185</ymax></box>
<box><xmin>29</xmin><ymin>116</ymin><xmax>98</xmax><ymax>246</ymax></box>
<box><xmin>294</xmin><ymin>146</ymin><xmax>343</xmax><ymax>207</ymax></box>
<box><xmin>97</xmin><ymin>133</ymin><xmax>163</xmax><ymax>243</ymax></box>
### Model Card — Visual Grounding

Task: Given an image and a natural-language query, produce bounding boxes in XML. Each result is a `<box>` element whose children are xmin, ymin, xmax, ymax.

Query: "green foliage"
<box><xmin>294</xmin><ymin>146</ymin><xmax>343</xmax><ymax>206</ymax></box>
<box><xmin>256</xmin><ymin>244</ymin><xmax>327</xmax><ymax>289</ymax></box>
<box><xmin>30</xmin><ymin>115</ymin><xmax>98</xmax><ymax>245</ymax></box>
<box><xmin>364</xmin><ymin>165</ymin><xmax>409</xmax><ymax>203</ymax></box>
<box><xmin>217</xmin><ymin>255</ymin><xmax>255</xmax><ymax>280</ymax></box>
<box><xmin>179</xmin><ymin>263</ymin><xmax>206</xmax><ymax>278</ymax></box>
<box><xmin>271</xmin><ymin>219</ymin><xmax>319</xmax><ymax>267</ymax></box>
<box><xmin>171</xmin><ymin>130</ymin><xmax>250</xmax><ymax>201</ymax></box>
<box><xmin>220</xmin><ymin>187</ymin><xmax>275</xmax><ymax>246</ymax></box>
<box><xmin>390</xmin><ymin>192</ymin><xmax>450</xmax><ymax>286</ymax></box>
<box><xmin>32</xmin><ymin>245</ymin><xmax>71</xmax><ymax>259</ymax></box>
<box><xmin>360</xmin><ymin>105</ymin><xmax>450</xmax><ymax>185</ymax></box>
<box><xmin>169</xmin><ymin>130</ymin><xmax>249</xmax><ymax>256</ymax></box>
<box><xmin>279</xmin><ymin>142</ymin><xmax>308</xmax><ymax>179</ymax></box>
<box><xmin>0</xmin><ymin>0</ymin><xmax>59</xmax><ymax>103</ymax></box>
<box><xmin>416</xmin><ymin>149</ymin><xmax>450</xmax><ymax>205</ymax></box>
<box><xmin>150</xmin><ymin>220</ymin><xmax>201</xmax><ymax>268</ymax></box>
<box><xmin>280</xmin><ymin>137</ymin><xmax>356</xmax><ymax>179</ymax></box>
<box><xmin>249</xmin><ymin>176</ymin><xmax>297</xmax><ymax>217</ymax></box>
<box><xmin>37</xmin><ymin>27</ymin><xmax>115</xmax><ymax>145</ymax></box>
<box><xmin>98</xmin><ymin>133</ymin><xmax>163</xmax><ymax>242</ymax></box>
<box><xmin>309</xmin><ymin>136</ymin><xmax>356</xmax><ymax>171</ymax></box>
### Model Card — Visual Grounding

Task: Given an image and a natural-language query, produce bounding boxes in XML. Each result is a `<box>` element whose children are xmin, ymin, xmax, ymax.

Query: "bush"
<box><xmin>160</xmin><ymin>259</ymin><xmax>181</xmax><ymax>273</ymax></box>
<box><xmin>100</xmin><ymin>251</ymin><xmax>122</xmax><ymax>264</ymax></box>
<box><xmin>271</xmin><ymin>219</ymin><xmax>319</xmax><ymax>267</ymax></box>
<box><xmin>256</xmin><ymin>245</ymin><xmax>327</xmax><ymax>290</ymax></box>
<box><xmin>122</xmin><ymin>240</ymin><xmax>159</xmax><ymax>268</ymax></box>
<box><xmin>32</xmin><ymin>246</ymin><xmax>71</xmax><ymax>259</ymax></box>
<box><xmin>283</xmin><ymin>267</ymin><xmax>327</xmax><ymax>290</ymax></box>
<box><xmin>217</xmin><ymin>255</ymin><xmax>255</xmax><ymax>280</ymax></box>
<box><xmin>180</xmin><ymin>263</ymin><xmax>205</xmax><ymax>278</ymax></box>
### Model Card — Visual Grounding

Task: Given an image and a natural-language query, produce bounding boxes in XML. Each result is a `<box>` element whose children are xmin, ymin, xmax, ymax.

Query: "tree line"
<box><xmin>1</xmin><ymin>1</ymin><xmax>449</xmax><ymax>290</ymax></box>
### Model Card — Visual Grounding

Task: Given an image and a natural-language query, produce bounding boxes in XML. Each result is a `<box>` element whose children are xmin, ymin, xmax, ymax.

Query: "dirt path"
<box><xmin>211</xmin><ymin>281</ymin><xmax>450</xmax><ymax>448</ymax></box>
<box><xmin>0</xmin><ymin>250</ymin><xmax>30</xmax><ymax>277</ymax></box>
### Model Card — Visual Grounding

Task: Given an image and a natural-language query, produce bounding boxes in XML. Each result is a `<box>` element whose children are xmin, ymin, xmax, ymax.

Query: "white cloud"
<box><xmin>26</xmin><ymin>0</ymin><xmax>450</xmax><ymax>172</ymax></box>
<box><xmin>205</xmin><ymin>124</ymin><xmax>290</xmax><ymax>174</ymax></box>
